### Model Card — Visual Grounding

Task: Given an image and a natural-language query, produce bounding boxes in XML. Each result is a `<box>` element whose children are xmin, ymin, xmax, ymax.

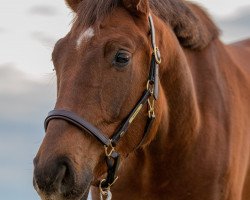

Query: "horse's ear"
<box><xmin>65</xmin><ymin>0</ymin><xmax>82</xmax><ymax>12</ymax></box>
<box><xmin>122</xmin><ymin>0</ymin><xmax>149</xmax><ymax>16</ymax></box>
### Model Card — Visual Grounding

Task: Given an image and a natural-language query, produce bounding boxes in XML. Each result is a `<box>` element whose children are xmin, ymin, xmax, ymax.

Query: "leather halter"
<box><xmin>44</xmin><ymin>14</ymin><xmax>161</xmax><ymax>197</ymax></box>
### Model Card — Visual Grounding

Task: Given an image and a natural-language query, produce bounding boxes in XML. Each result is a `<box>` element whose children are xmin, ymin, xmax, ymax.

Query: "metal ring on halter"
<box><xmin>104</xmin><ymin>142</ymin><xmax>115</xmax><ymax>157</ymax></box>
<box><xmin>99</xmin><ymin>177</ymin><xmax>118</xmax><ymax>200</ymax></box>
<box><xmin>154</xmin><ymin>46</ymin><xmax>161</xmax><ymax>64</ymax></box>
<box><xmin>100</xmin><ymin>176</ymin><xmax>119</xmax><ymax>190</ymax></box>
<box><xmin>99</xmin><ymin>179</ymin><xmax>111</xmax><ymax>196</ymax></box>
<box><xmin>147</xmin><ymin>80</ymin><xmax>154</xmax><ymax>95</ymax></box>
<box><xmin>99</xmin><ymin>179</ymin><xmax>112</xmax><ymax>200</ymax></box>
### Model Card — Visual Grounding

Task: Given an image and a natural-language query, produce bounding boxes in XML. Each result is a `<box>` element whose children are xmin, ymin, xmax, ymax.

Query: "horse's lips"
<box><xmin>36</xmin><ymin>191</ymin><xmax>90</xmax><ymax>200</ymax></box>
<box><xmin>33</xmin><ymin>176</ymin><xmax>92</xmax><ymax>200</ymax></box>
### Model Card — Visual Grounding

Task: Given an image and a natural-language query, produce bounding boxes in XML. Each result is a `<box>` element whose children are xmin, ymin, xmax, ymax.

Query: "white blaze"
<box><xmin>76</xmin><ymin>27</ymin><xmax>95</xmax><ymax>49</ymax></box>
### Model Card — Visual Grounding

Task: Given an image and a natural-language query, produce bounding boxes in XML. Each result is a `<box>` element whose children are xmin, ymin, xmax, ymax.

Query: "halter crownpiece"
<box><xmin>44</xmin><ymin>14</ymin><xmax>161</xmax><ymax>200</ymax></box>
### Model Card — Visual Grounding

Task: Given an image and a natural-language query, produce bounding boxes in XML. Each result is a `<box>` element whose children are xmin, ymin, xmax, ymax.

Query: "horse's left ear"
<box><xmin>122</xmin><ymin>0</ymin><xmax>149</xmax><ymax>16</ymax></box>
<box><xmin>65</xmin><ymin>0</ymin><xmax>82</xmax><ymax>12</ymax></box>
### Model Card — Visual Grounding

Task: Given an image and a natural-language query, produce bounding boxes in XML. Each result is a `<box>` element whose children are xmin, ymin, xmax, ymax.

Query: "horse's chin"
<box><xmin>35</xmin><ymin>183</ymin><xmax>90</xmax><ymax>200</ymax></box>
<box><xmin>39</xmin><ymin>196</ymin><xmax>84</xmax><ymax>200</ymax></box>
<box><xmin>37</xmin><ymin>191</ymin><xmax>89</xmax><ymax>200</ymax></box>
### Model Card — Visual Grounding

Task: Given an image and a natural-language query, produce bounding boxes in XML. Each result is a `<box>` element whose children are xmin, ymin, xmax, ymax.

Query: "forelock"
<box><xmin>74</xmin><ymin>0</ymin><xmax>120</xmax><ymax>28</ymax></box>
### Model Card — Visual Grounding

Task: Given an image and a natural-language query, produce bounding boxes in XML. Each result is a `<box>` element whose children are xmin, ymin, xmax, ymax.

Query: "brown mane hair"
<box><xmin>72</xmin><ymin>0</ymin><xmax>219</xmax><ymax>50</ymax></box>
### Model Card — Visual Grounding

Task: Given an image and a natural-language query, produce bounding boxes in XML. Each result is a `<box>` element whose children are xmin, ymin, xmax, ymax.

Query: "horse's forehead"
<box><xmin>73</xmin><ymin>7</ymin><xmax>140</xmax><ymax>46</ymax></box>
<box><xmin>76</xmin><ymin>27</ymin><xmax>95</xmax><ymax>49</ymax></box>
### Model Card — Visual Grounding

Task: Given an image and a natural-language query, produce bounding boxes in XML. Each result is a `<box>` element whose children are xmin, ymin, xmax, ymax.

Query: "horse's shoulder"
<box><xmin>226</xmin><ymin>38</ymin><xmax>250</xmax><ymax>66</ymax></box>
<box><xmin>225</xmin><ymin>38</ymin><xmax>250</xmax><ymax>94</ymax></box>
<box><xmin>229</xmin><ymin>38</ymin><xmax>250</xmax><ymax>49</ymax></box>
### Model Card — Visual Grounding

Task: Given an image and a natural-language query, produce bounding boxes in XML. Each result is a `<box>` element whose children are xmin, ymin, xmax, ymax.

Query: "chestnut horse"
<box><xmin>33</xmin><ymin>0</ymin><xmax>250</xmax><ymax>200</ymax></box>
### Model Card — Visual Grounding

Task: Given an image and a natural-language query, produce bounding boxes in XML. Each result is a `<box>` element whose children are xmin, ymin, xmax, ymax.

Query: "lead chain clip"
<box><xmin>99</xmin><ymin>176</ymin><xmax>119</xmax><ymax>200</ymax></box>
<box><xmin>99</xmin><ymin>180</ymin><xmax>112</xmax><ymax>200</ymax></box>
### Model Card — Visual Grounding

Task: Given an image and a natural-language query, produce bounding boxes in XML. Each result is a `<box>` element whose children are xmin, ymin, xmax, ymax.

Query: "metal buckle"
<box><xmin>104</xmin><ymin>141</ymin><xmax>115</xmax><ymax>157</ymax></box>
<box><xmin>154</xmin><ymin>46</ymin><xmax>161</xmax><ymax>64</ymax></box>
<box><xmin>147</xmin><ymin>80</ymin><xmax>154</xmax><ymax>95</ymax></box>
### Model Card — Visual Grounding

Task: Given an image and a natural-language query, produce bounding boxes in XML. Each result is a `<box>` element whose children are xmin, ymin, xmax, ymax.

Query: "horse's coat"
<box><xmin>33</xmin><ymin>0</ymin><xmax>250</xmax><ymax>200</ymax></box>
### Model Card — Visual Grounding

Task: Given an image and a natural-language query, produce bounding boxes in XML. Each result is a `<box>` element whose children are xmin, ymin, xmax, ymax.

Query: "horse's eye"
<box><xmin>113</xmin><ymin>50</ymin><xmax>131</xmax><ymax>67</ymax></box>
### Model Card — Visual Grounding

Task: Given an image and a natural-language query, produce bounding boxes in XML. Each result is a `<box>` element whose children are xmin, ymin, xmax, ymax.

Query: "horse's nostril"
<box><xmin>54</xmin><ymin>165</ymin><xmax>67</xmax><ymax>194</ymax></box>
<box><xmin>56</xmin><ymin>163</ymin><xmax>75</xmax><ymax>195</ymax></box>
<box><xmin>33</xmin><ymin>158</ymin><xmax>75</xmax><ymax>195</ymax></box>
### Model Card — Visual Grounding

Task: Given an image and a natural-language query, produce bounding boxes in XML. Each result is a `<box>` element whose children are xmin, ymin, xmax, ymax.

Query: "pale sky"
<box><xmin>192</xmin><ymin>0</ymin><xmax>250</xmax><ymax>17</ymax></box>
<box><xmin>0</xmin><ymin>0</ymin><xmax>249</xmax><ymax>79</ymax></box>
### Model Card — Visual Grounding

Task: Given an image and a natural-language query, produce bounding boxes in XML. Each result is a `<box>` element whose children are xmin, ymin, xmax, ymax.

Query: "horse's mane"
<box><xmin>74</xmin><ymin>0</ymin><xmax>219</xmax><ymax>50</ymax></box>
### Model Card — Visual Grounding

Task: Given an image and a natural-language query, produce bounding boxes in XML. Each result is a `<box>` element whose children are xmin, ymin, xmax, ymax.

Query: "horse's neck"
<box><xmin>157</xmin><ymin>29</ymin><xmax>201</xmax><ymax>151</ymax></box>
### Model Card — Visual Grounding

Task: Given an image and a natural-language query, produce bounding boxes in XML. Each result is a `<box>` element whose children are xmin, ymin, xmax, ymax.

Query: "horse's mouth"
<box><xmin>33</xmin><ymin>175</ymin><xmax>92</xmax><ymax>200</ymax></box>
<box><xmin>35</xmin><ymin>188</ymin><xmax>90</xmax><ymax>200</ymax></box>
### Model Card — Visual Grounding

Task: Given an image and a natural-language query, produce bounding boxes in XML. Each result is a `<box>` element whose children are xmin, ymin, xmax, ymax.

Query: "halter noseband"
<box><xmin>44</xmin><ymin>14</ymin><xmax>161</xmax><ymax>199</ymax></box>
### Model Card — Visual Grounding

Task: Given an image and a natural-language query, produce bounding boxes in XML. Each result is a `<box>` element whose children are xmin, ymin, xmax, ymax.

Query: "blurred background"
<box><xmin>0</xmin><ymin>0</ymin><xmax>249</xmax><ymax>199</ymax></box>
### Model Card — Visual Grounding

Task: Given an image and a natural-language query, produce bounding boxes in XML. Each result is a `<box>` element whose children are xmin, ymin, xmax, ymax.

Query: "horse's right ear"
<box><xmin>122</xmin><ymin>0</ymin><xmax>149</xmax><ymax>16</ymax></box>
<box><xmin>65</xmin><ymin>0</ymin><xmax>82</xmax><ymax>12</ymax></box>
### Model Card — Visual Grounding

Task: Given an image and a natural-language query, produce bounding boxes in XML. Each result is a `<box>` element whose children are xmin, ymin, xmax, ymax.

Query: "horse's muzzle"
<box><xmin>33</xmin><ymin>155</ymin><xmax>92</xmax><ymax>200</ymax></box>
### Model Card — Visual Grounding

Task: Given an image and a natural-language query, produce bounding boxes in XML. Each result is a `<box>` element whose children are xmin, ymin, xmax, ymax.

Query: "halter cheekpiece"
<box><xmin>44</xmin><ymin>14</ymin><xmax>161</xmax><ymax>200</ymax></box>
